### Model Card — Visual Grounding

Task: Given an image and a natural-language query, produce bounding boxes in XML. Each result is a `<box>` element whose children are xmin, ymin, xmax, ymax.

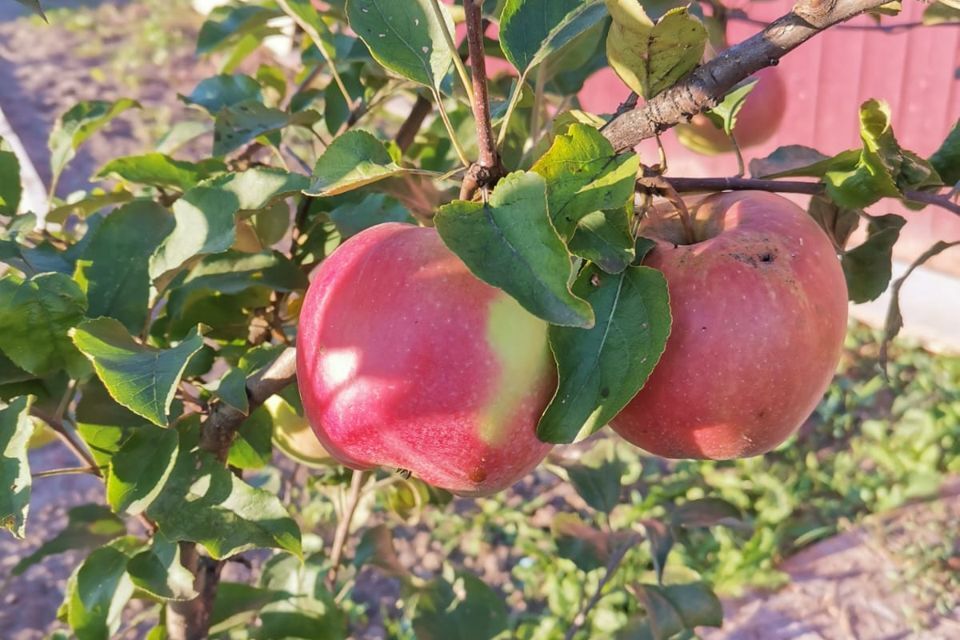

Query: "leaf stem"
<box><xmin>429</xmin><ymin>0</ymin><xmax>475</xmax><ymax>106</ymax></box>
<box><xmin>432</xmin><ymin>89</ymin><xmax>471</xmax><ymax>167</ymax></box>
<box><xmin>530</xmin><ymin>62</ymin><xmax>547</xmax><ymax>154</ymax></box>
<box><xmin>496</xmin><ymin>74</ymin><xmax>526</xmax><ymax>147</ymax></box>
<box><xmin>32</xmin><ymin>466</ymin><xmax>98</xmax><ymax>478</ymax></box>
<box><xmin>564</xmin><ymin>537</ymin><xmax>637</xmax><ymax>640</ymax></box>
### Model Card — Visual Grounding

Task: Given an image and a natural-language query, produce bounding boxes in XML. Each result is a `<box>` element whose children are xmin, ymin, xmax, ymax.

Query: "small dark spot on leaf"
<box><xmin>600</xmin><ymin>387</ymin><xmax>610</xmax><ymax>399</ymax></box>
<box><xmin>590</xmin><ymin>273</ymin><xmax>601</xmax><ymax>287</ymax></box>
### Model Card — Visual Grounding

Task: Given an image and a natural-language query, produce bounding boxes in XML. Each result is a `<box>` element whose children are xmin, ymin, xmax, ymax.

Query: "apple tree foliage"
<box><xmin>1</xmin><ymin>0</ymin><xmax>959</xmax><ymax>638</ymax></box>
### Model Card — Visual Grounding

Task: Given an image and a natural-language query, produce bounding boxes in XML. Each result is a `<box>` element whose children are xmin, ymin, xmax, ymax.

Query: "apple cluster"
<box><xmin>295</xmin><ymin>191</ymin><xmax>848</xmax><ymax>496</ymax></box>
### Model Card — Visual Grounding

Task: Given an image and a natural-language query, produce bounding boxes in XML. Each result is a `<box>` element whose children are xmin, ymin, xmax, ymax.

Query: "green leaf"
<box><xmin>537</xmin><ymin>264</ymin><xmax>671</xmax><ymax>443</ymax></box>
<box><xmin>49</xmin><ymin>99</ymin><xmax>140</xmax><ymax>186</ymax></box>
<box><xmin>0</xmin><ymin>138</ymin><xmax>22</xmax><ymax>215</ymax></box>
<box><xmin>530</xmin><ymin>123</ymin><xmax>640</xmax><ymax>239</ymax></box>
<box><xmin>211</xmin><ymin>366</ymin><xmax>249</xmax><ymax>415</ymax></box>
<box><xmin>923</xmin><ymin>1</ymin><xmax>960</xmax><ymax>25</ymax></box>
<box><xmin>825</xmin><ymin>100</ymin><xmax>939</xmax><ymax>208</ymax></box>
<box><xmin>13</xmin><ymin>504</ymin><xmax>125</xmax><ymax>575</ymax></box>
<box><xmin>210</xmin><ymin>583</ymin><xmax>287</xmax><ymax>635</ymax></box>
<box><xmin>196</xmin><ymin>4</ymin><xmax>281</xmax><ymax>55</ymax></box>
<box><xmin>45</xmin><ymin>188</ymin><xmax>134</xmax><ymax>225</ymax></box>
<box><xmin>842</xmin><ymin>213</ymin><xmax>907</xmax><ymax>303</ymax></box>
<box><xmin>0</xmin><ymin>396</ymin><xmax>33</xmax><ymax>539</ymax></box>
<box><xmin>346</xmin><ymin>0</ymin><xmax>454</xmax><ymax>92</ymax></box>
<box><xmin>256</xmin><ymin>552</ymin><xmax>347</xmax><ymax>639</ymax></box>
<box><xmin>930</xmin><ymin>119</ymin><xmax>960</xmax><ymax>185</ymax></box>
<box><xmin>75</xmin><ymin>379</ymin><xmax>147</xmax><ymax>469</ymax></box>
<box><xmin>71</xmin><ymin>318</ymin><xmax>205</xmax><ymax>427</ymax></box>
<box><xmin>305</xmin><ymin>130</ymin><xmax>405</xmax><ymax>197</ymax></box>
<box><xmin>703</xmin><ymin>78</ymin><xmax>758</xmax><ymax>135</ymax></box>
<box><xmin>435</xmin><ymin>171</ymin><xmax>594</xmax><ymax>328</ymax></box>
<box><xmin>807</xmin><ymin>195</ymin><xmax>860</xmax><ymax>251</ymax></box>
<box><xmin>97</xmin><ymin>154</ymin><xmax>226</xmax><ymax>192</ymax></box>
<box><xmin>671</xmin><ymin>497</ymin><xmax>748</xmax><ymax>530</ymax></box>
<box><xmin>214</xmin><ymin>100</ymin><xmax>318</xmax><ymax>157</ymax></box>
<box><xmin>0</xmin><ymin>273</ymin><xmax>89</xmax><ymax>378</ymax></box>
<box><xmin>605</xmin><ymin>2</ymin><xmax>707</xmax><ymax>99</ymax></box>
<box><xmin>500</xmin><ymin>0</ymin><xmax>608</xmax><ymax>77</ymax></box>
<box><xmin>106</xmin><ymin>425</ymin><xmax>179</xmax><ymax>515</ymax></box>
<box><xmin>79</xmin><ymin>200</ymin><xmax>174</xmax><ymax>334</ymax></box>
<box><xmin>181</xmin><ymin>74</ymin><xmax>263</xmax><ymax>114</ymax></box>
<box><xmin>146</xmin><ymin>432</ymin><xmax>302</xmax><ymax>559</ymax></box>
<box><xmin>127</xmin><ymin>534</ymin><xmax>199</xmax><ymax>601</ymax></box>
<box><xmin>568</xmin><ymin>208</ymin><xmax>635</xmax><ymax>274</ymax></box>
<box><xmin>567</xmin><ymin>457</ymin><xmax>625</xmax><ymax>513</ymax></box>
<box><xmin>150</xmin><ymin>168</ymin><xmax>308</xmax><ymax>279</ymax></box>
<box><xmin>632</xmin><ymin>582</ymin><xmax>723</xmax><ymax>639</ymax></box>
<box><xmin>353</xmin><ymin>524</ymin><xmax>407</xmax><ymax>576</ymax></box>
<box><xmin>750</xmin><ymin>145</ymin><xmax>858</xmax><ymax>180</ymax></box>
<box><xmin>413</xmin><ymin>572</ymin><xmax>509</xmax><ymax>640</ymax></box>
<box><xmin>64</xmin><ymin>538</ymin><xmax>140</xmax><ymax>640</ymax></box>
<box><xmin>328</xmin><ymin>192</ymin><xmax>416</xmax><ymax>239</ymax></box>
<box><xmin>552</xmin><ymin>513</ymin><xmax>609</xmax><ymax>571</ymax></box>
<box><xmin>226</xmin><ymin>405</ymin><xmax>273</xmax><ymax>469</ymax></box>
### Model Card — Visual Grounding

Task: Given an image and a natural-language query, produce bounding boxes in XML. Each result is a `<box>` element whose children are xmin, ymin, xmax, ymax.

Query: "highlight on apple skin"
<box><xmin>675</xmin><ymin>67</ymin><xmax>788</xmax><ymax>155</ymax></box>
<box><xmin>296</xmin><ymin>223</ymin><xmax>556</xmax><ymax>496</ymax></box>
<box><xmin>611</xmin><ymin>191</ymin><xmax>848</xmax><ymax>459</ymax></box>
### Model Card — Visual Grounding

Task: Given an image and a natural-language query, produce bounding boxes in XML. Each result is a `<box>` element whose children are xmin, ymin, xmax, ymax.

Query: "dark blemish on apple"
<box><xmin>469</xmin><ymin>466</ymin><xmax>487</xmax><ymax>483</ymax></box>
<box><xmin>701</xmin><ymin>326</ymin><xmax>707</xmax><ymax>332</ymax></box>
<box><xmin>759</xmin><ymin>252</ymin><xmax>775</xmax><ymax>263</ymax></box>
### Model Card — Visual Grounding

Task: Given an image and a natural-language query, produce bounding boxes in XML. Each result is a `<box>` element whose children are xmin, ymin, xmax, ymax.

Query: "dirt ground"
<box><xmin>1</xmin><ymin>2</ymin><xmax>959</xmax><ymax>639</ymax></box>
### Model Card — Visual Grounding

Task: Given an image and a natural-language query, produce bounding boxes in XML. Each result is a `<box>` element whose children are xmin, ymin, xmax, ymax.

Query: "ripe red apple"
<box><xmin>296</xmin><ymin>223</ymin><xmax>556</xmax><ymax>496</ymax></box>
<box><xmin>610</xmin><ymin>192</ymin><xmax>848</xmax><ymax>459</ymax></box>
<box><xmin>675</xmin><ymin>67</ymin><xmax>787</xmax><ymax>155</ymax></box>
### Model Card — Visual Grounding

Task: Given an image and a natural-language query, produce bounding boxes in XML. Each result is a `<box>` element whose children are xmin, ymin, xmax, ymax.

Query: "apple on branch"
<box><xmin>611</xmin><ymin>191</ymin><xmax>848</xmax><ymax>459</ymax></box>
<box><xmin>296</xmin><ymin>223</ymin><xmax>555</xmax><ymax>496</ymax></box>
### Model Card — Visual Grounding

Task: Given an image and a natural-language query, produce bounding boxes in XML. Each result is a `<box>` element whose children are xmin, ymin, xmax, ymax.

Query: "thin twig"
<box><xmin>602</xmin><ymin>0</ymin><xmax>893</xmax><ymax>151</ymax></box>
<box><xmin>564</xmin><ymin>536</ymin><xmax>638</xmax><ymax>640</ymax></box>
<box><xmin>326</xmin><ymin>469</ymin><xmax>368</xmax><ymax>588</ymax></box>
<box><xmin>395</xmin><ymin>94</ymin><xmax>433</xmax><ymax>152</ymax></box>
<box><xmin>31</xmin><ymin>409</ymin><xmax>100</xmax><ymax>475</ymax></box>
<box><xmin>32</xmin><ymin>466</ymin><xmax>98</xmax><ymax>479</ymax></box>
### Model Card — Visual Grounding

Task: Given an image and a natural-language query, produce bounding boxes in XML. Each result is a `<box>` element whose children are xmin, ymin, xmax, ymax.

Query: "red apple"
<box><xmin>296</xmin><ymin>223</ymin><xmax>555</xmax><ymax>496</ymax></box>
<box><xmin>675</xmin><ymin>67</ymin><xmax>787</xmax><ymax>155</ymax></box>
<box><xmin>611</xmin><ymin>192</ymin><xmax>848</xmax><ymax>459</ymax></box>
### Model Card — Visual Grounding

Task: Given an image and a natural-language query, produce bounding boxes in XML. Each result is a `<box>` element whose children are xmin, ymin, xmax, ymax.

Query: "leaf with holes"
<box><xmin>606</xmin><ymin>2</ymin><xmax>707</xmax><ymax>99</ymax></box>
<box><xmin>435</xmin><ymin>171</ymin><xmax>594</xmax><ymax>328</ymax></box>
<box><xmin>71</xmin><ymin>318</ymin><xmax>206</xmax><ymax>427</ymax></box>
<box><xmin>537</xmin><ymin>264</ymin><xmax>670</xmax><ymax>443</ymax></box>
<box><xmin>213</xmin><ymin>101</ymin><xmax>319</xmax><ymax>156</ymax></box>
<box><xmin>346</xmin><ymin>0</ymin><xmax>454</xmax><ymax>92</ymax></box>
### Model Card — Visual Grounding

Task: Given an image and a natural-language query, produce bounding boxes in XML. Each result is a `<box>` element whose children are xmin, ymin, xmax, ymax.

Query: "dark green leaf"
<box><xmin>537</xmin><ymin>264</ymin><xmax>671</xmax><ymax>443</ymax></box>
<box><xmin>500</xmin><ymin>0</ymin><xmax>607</xmax><ymax>77</ymax></box>
<box><xmin>210</xmin><ymin>583</ymin><xmax>287</xmax><ymax>635</ymax></box>
<box><xmin>807</xmin><ymin>195</ymin><xmax>860</xmax><ymax>251</ymax></box>
<box><xmin>633</xmin><ymin>582</ymin><xmax>722</xmax><ymax>639</ymax></box>
<box><xmin>64</xmin><ymin>537</ymin><xmax>141</xmax><ymax>640</ymax></box>
<box><xmin>671</xmin><ymin>497</ymin><xmax>748</xmax><ymax>530</ymax></box>
<box><xmin>45</xmin><ymin>189</ymin><xmax>134</xmax><ymax>225</ymax></box>
<box><xmin>567</xmin><ymin>458</ymin><xmax>625</xmax><ymax>512</ymax></box>
<box><xmin>256</xmin><ymin>552</ymin><xmax>346</xmax><ymax>639</ymax></box>
<box><xmin>0</xmin><ymin>396</ymin><xmax>33</xmax><ymax>539</ymax></box>
<box><xmin>147</xmin><ymin>430</ymin><xmax>301</xmax><ymax>559</ymax></box>
<box><xmin>150</xmin><ymin>168</ymin><xmax>308</xmax><ymax>279</ymax></box>
<box><xmin>842</xmin><ymin>214</ymin><xmax>906</xmax><ymax>303</ymax></box>
<box><xmin>749</xmin><ymin>145</ymin><xmax>852</xmax><ymax>180</ymax></box>
<box><xmin>49</xmin><ymin>99</ymin><xmax>140</xmax><ymax>184</ymax></box>
<box><xmin>71</xmin><ymin>318</ymin><xmax>206</xmax><ymax>427</ymax></box>
<box><xmin>552</xmin><ymin>513</ymin><xmax>609</xmax><ymax>571</ymax></box>
<box><xmin>530</xmin><ymin>123</ymin><xmax>640</xmax><ymax>238</ymax></box>
<box><xmin>75</xmin><ymin>379</ymin><xmax>146</xmax><ymax>469</ymax></box>
<box><xmin>346</xmin><ymin>0</ymin><xmax>454</xmax><ymax>91</ymax></box>
<box><xmin>568</xmin><ymin>208</ymin><xmax>635</xmax><ymax>273</ymax></box>
<box><xmin>930</xmin><ymin>119</ymin><xmax>960</xmax><ymax>185</ymax></box>
<box><xmin>214</xmin><ymin>100</ymin><xmax>318</xmax><ymax>156</ymax></box>
<box><xmin>127</xmin><ymin>534</ymin><xmax>199</xmax><ymax>601</ymax></box>
<box><xmin>106</xmin><ymin>425</ymin><xmax>179</xmax><ymax>515</ymax></box>
<box><xmin>0</xmin><ymin>138</ymin><xmax>22</xmax><ymax>215</ymax></box>
<box><xmin>211</xmin><ymin>366</ymin><xmax>249</xmax><ymax>415</ymax></box>
<box><xmin>435</xmin><ymin>171</ymin><xmax>594</xmax><ymax>328</ymax></box>
<box><xmin>181</xmin><ymin>74</ymin><xmax>263</xmax><ymax>115</ymax></box>
<box><xmin>97</xmin><ymin>154</ymin><xmax>226</xmax><ymax>192</ymax></box>
<box><xmin>328</xmin><ymin>192</ymin><xmax>415</xmax><ymax>239</ymax></box>
<box><xmin>0</xmin><ymin>273</ymin><xmax>89</xmax><ymax>378</ymax></box>
<box><xmin>79</xmin><ymin>200</ymin><xmax>175</xmax><ymax>333</ymax></box>
<box><xmin>305</xmin><ymin>130</ymin><xmax>405</xmax><ymax>197</ymax></box>
<box><xmin>606</xmin><ymin>3</ymin><xmax>707</xmax><ymax>99</ymax></box>
<box><xmin>413</xmin><ymin>572</ymin><xmax>508</xmax><ymax>640</ymax></box>
<box><xmin>13</xmin><ymin>504</ymin><xmax>125</xmax><ymax>575</ymax></box>
<box><xmin>354</xmin><ymin>524</ymin><xmax>407</xmax><ymax>576</ymax></box>
<box><xmin>642</xmin><ymin>519</ymin><xmax>673</xmax><ymax>584</ymax></box>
